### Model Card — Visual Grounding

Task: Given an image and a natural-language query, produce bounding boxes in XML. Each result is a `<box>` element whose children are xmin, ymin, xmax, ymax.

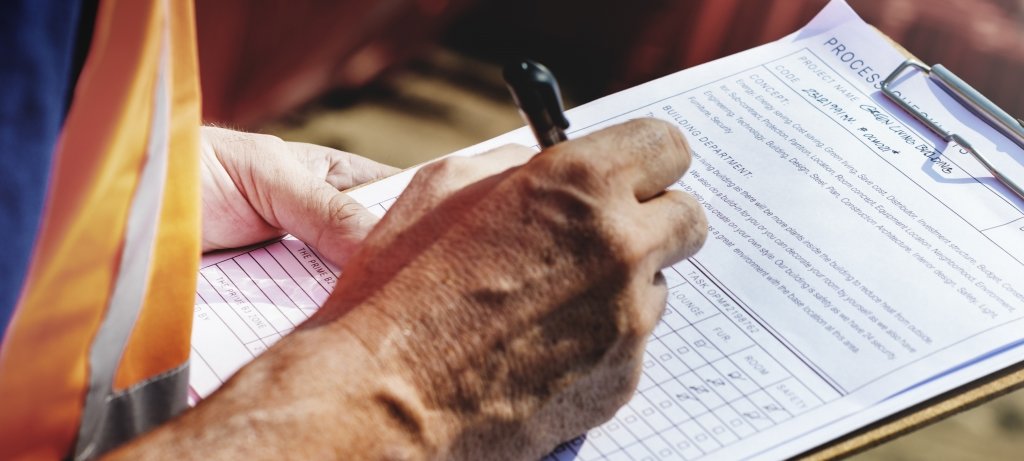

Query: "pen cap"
<box><xmin>503</xmin><ymin>60</ymin><xmax>570</xmax><ymax>131</ymax></box>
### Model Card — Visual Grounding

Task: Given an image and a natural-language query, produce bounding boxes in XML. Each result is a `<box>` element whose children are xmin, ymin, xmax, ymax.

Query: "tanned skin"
<box><xmin>109</xmin><ymin>119</ymin><xmax>707</xmax><ymax>460</ymax></box>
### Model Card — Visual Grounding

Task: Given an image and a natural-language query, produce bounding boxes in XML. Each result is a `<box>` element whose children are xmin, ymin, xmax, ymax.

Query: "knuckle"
<box><xmin>624</xmin><ymin>285</ymin><xmax>664</xmax><ymax>336</ymax></box>
<box><xmin>626</xmin><ymin>118</ymin><xmax>693</xmax><ymax>174</ymax></box>
<box><xmin>250</xmin><ymin>131</ymin><xmax>287</xmax><ymax>145</ymax></box>
<box><xmin>649</xmin><ymin>280</ymin><xmax>669</xmax><ymax>316</ymax></box>
<box><xmin>492</xmin><ymin>142</ymin><xmax>535</xmax><ymax>157</ymax></box>
<box><xmin>679</xmin><ymin>194</ymin><xmax>709</xmax><ymax>253</ymax></box>
<box><xmin>643</xmin><ymin>285</ymin><xmax>669</xmax><ymax>332</ymax></box>
<box><xmin>327</xmin><ymin>197</ymin><xmax>372</xmax><ymax>234</ymax></box>
<box><xmin>623</xmin><ymin>117</ymin><xmax>672</xmax><ymax>136</ymax></box>
<box><xmin>596</xmin><ymin>209</ymin><xmax>657</xmax><ymax>270</ymax></box>
<box><xmin>604</xmin><ymin>352</ymin><xmax>646</xmax><ymax>413</ymax></box>
<box><xmin>420</xmin><ymin>156</ymin><xmax>472</xmax><ymax>180</ymax></box>
<box><xmin>530</xmin><ymin>147</ymin><xmax>611</xmax><ymax>196</ymax></box>
<box><xmin>204</xmin><ymin>127</ymin><xmax>289</xmax><ymax>159</ymax></box>
<box><xmin>671</xmin><ymin>189</ymin><xmax>702</xmax><ymax>217</ymax></box>
<box><xmin>242</xmin><ymin>131</ymin><xmax>290</xmax><ymax>155</ymax></box>
<box><xmin>626</xmin><ymin>117</ymin><xmax>682</xmax><ymax>143</ymax></box>
<box><xmin>661</xmin><ymin>190</ymin><xmax>708</xmax><ymax>253</ymax></box>
<box><xmin>608</xmin><ymin>224</ymin><xmax>650</xmax><ymax>268</ymax></box>
<box><xmin>330</xmin><ymin>197</ymin><xmax>367</xmax><ymax>221</ymax></box>
<box><xmin>409</xmin><ymin>157</ymin><xmax>477</xmax><ymax>196</ymax></box>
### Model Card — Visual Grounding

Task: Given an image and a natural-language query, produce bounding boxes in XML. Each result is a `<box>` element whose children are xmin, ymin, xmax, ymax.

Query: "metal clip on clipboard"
<box><xmin>881</xmin><ymin>60</ymin><xmax>1024</xmax><ymax>201</ymax></box>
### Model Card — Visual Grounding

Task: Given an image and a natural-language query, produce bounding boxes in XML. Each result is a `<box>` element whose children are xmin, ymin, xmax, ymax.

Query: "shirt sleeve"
<box><xmin>0</xmin><ymin>0</ymin><xmax>93</xmax><ymax>340</ymax></box>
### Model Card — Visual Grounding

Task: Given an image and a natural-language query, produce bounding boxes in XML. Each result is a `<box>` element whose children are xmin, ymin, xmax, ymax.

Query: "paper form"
<box><xmin>190</xmin><ymin>0</ymin><xmax>1024</xmax><ymax>458</ymax></box>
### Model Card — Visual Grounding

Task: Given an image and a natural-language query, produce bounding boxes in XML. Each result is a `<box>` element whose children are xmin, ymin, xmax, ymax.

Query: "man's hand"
<box><xmin>112</xmin><ymin>119</ymin><xmax>706</xmax><ymax>460</ymax></box>
<box><xmin>200</xmin><ymin>126</ymin><xmax>398</xmax><ymax>265</ymax></box>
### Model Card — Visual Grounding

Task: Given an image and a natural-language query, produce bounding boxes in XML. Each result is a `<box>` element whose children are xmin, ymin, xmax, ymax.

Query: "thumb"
<box><xmin>268</xmin><ymin>171</ymin><xmax>380</xmax><ymax>268</ymax></box>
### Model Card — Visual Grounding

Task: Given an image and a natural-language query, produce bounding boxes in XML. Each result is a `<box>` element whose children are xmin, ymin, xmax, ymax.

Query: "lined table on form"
<box><xmin>188</xmin><ymin>198</ymin><xmax>396</xmax><ymax>400</ymax></box>
<box><xmin>190</xmin><ymin>192</ymin><xmax>835</xmax><ymax>461</ymax></box>
<box><xmin>546</xmin><ymin>260</ymin><xmax>836</xmax><ymax>460</ymax></box>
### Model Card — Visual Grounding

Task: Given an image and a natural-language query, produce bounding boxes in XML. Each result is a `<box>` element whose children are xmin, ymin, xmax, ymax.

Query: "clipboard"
<box><xmin>806</xmin><ymin>361</ymin><xmax>1024</xmax><ymax>459</ymax></box>
<box><xmin>880</xmin><ymin>60</ymin><xmax>1024</xmax><ymax>202</ymax></box>
<box><xmin>800</xmin><ymin>53</ymin><xmax>1024</xmax><ymax>459</ymax></box>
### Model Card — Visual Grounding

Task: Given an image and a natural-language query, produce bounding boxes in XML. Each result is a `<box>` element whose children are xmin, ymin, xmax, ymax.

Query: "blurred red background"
<box><xmin>196</xmin><ymin>0</ymin><xmax>1024</xmax><ymax>129</ymax></box>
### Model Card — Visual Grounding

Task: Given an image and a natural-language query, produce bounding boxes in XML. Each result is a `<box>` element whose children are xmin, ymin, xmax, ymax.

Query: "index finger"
<box><xmin>545</xmin><ymin>118</ymin><xmax>693</xmax><ymax>201</ymax></box>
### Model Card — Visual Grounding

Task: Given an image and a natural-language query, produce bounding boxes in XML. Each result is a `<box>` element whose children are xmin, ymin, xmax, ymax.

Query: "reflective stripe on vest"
<box><xmin>72</xmin><ymin>10</ymin><xmax>188</xmax><ymax>458</ymax></box>
<box><xmin>0</xmin><ymin>0</ymin><xmax>202</xmax><ymax>458</ymax></box>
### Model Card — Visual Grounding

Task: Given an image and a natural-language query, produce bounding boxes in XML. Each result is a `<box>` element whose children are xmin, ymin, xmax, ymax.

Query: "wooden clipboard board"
<box><xmin>802</xmin><ymin>361</ymin><xmax>1024</xmax><ymax>458</ymax></box>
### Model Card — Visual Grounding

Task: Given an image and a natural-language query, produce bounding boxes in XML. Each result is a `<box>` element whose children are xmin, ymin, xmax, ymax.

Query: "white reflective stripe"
<box><xmin>74</xmin><ymin>10</ymin><xmax>172</xmax><ymax>460</ymax></box>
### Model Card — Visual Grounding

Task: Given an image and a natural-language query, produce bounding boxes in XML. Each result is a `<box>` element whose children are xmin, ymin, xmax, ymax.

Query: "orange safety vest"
<box><xmin>0</xmin><ymin>0</ymin><xmax>201</xmax><ymax>459</ymax></box>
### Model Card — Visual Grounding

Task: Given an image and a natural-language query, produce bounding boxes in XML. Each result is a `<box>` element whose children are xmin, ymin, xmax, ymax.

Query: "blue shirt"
<box><xmin>0</xmin><ymin>0</ymin><xmax>94</xmax><ymax>340</ymax></box>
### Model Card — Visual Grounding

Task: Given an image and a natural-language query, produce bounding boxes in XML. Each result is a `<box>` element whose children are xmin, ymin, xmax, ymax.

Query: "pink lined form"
<box><xmin>189</xmin><ymin>194</ymin><xmax>400</xmax><ymax>402</ymax></box>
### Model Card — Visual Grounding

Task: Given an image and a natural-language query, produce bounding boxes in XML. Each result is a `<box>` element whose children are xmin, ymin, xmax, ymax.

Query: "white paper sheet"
<box><xmin>189</xmin><ymin>1</ymin><xmax>1024</xmax><ymax>458</ymax></box>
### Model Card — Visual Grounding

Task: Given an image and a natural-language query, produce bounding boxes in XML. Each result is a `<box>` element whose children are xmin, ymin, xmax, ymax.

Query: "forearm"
<box><xmin>107</xmin><ymin>118</ymin><xmax>701</xmax><ymax>461</ymax></box>
<box><xmin>104</xmin><ymin>320</ymin><xmax>447</xmax><ymax>460</ymax></box>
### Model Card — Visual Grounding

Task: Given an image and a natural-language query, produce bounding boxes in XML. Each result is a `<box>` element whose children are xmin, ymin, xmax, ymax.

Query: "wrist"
<box><xmin>107</xmin><ymin>316</ymin><xmax>453</xmax><ymax>460</ymax></box>
<box><xmin>227</xmin><ymin>321</ymin><xmax>452</xmax><ymax>460</ymax></box>
<box><xmin>311</xmin><ymin>306</ymin><xmax>460</xmax><ymax>459</ymax></box>
<box><xmin>326</xmin><ymin>298</ymin><xmax>543</xmax><ymax>461</ymax></box>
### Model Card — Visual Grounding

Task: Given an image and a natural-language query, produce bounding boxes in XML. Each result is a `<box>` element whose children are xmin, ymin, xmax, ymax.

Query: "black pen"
<box><xmin>503</xmin><ymin>60</ymin><xmax>570</xmax><ymax>148</ymax></box>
